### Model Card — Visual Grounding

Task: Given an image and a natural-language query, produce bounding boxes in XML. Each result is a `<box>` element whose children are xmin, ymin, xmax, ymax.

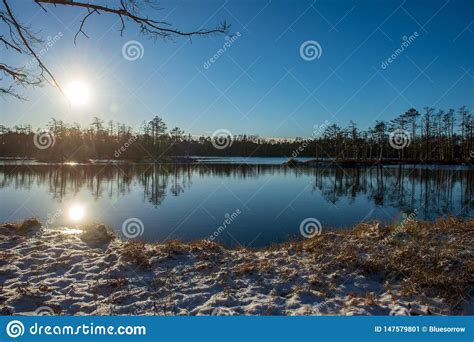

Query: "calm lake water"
<box><xmin>1</xmin><ymin>158</ymin><xmax>472</xmax><ymax>247</ymax></box>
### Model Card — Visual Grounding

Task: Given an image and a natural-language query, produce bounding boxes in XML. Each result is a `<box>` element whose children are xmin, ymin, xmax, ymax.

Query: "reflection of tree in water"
<box><xmin>139</xmin><ymin>164</ymin><xmax>190</xmax><ymax>205</ymax></box>
<box><xmin>311</xmin><ymin>166</ymin><xmax>472</xmax><ymax>219</ymax></box>
<box><xmin>0</xmin><ymin>163</ymin><xmax>471</xmax><ymax>218</ymax></box>
<box><xmin>141</xmin><ymin>165</ymin><xmax>167</xmax><ymax>206</ymax></box>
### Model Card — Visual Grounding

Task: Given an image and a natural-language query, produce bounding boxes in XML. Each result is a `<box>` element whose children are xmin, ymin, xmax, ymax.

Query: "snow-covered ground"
<box><xmin>0</xmin><ymin>219</ymin><xmax>472</xmax><ymax>316</ymax></box>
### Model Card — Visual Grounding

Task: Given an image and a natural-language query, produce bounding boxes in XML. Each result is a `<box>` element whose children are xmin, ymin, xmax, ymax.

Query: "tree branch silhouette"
<box><xmin>0</xmin><ymin>0</ymin><xmax>229</xmax><ymax>99</ymax></box>
<box><xmin>35</xmin><ymin>0</ymin><xmax>229</xmax><ymax>39</ymax></box>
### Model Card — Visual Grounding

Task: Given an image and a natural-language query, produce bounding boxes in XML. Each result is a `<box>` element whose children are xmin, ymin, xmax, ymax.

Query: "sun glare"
<box><xmin>64</xmin><ymin>80</ymin><xmax>91</xmax><ymax>107</ymax></box>
<box><xmin>68</xmin><ymin>204</ymin><xmax>85</xmax><ymax>221</ymax></box>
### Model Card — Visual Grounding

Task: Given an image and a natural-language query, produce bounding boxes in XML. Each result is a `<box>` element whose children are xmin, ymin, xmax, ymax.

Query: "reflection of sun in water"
<box><xmin>64</xmin><ymin>80</ymin><xmax>91</xmax><ymax>107</ymax></box>
<box><xmin>68</xmin><ymin>204</ymin><xmax>85</xmax><ymax>221</ymax></box>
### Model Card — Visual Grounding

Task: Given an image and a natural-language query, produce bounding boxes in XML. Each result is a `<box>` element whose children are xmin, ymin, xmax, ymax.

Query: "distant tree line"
<box><xmin>0</xmin><ymin>106</ymin><xmax>472</xmax><ymax>162</ymax></box>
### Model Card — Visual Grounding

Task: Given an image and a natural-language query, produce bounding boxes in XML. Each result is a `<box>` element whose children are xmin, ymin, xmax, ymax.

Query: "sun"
<box><xmin>68</xmin><ymin>204</ymin><xmax>85</xmax><ymax>221</ymax></box>
<box><xmin>64</xmin><ymin>80</ymin><xmax>91</xmax><ymax>107</ymax></box>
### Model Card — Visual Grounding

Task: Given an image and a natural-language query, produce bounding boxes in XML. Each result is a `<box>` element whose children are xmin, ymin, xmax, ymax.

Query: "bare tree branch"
<box><xmin>0</xmin><ymin>84</ymin><xmax>26</xmax><ymax>100</ymax></box>
<box><xmin>33</xmin><ymin>0</ymin><xmax>47</xmax><ymax>12</ymax></box>
<box><xmin>2</xmin><ymin>0</ymin><xmax>63</xmax><ymax>94</ymax></box>
<box><xmin>0</xmin><ymin>0</ymin><xmax>229</xmax><ymax>100</ymax></box>
<box><xmin>35</xmin><ymin>0</ymin><xmax>229</xmax><ymax>39</ymax></box>
<box><xmin>0</xmin><ymin>63</ymin><xmax>27</xmax><ymax>80</ymax></box>
<box><xmin>0</xmin><ymin>36</ymin><xmax>21</xmax><ymax>52</ymax></box>
<box><xmin>74</xmin><ymin>8</ymin><xmax>99</xmax><ymax>45</ymax></box>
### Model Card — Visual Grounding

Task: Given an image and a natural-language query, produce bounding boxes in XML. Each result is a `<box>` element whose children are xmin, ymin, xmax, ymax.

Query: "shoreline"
<box><xmin>0</xmin><ymin>218</ymin><xmax>472</xmax><ymax>316</ymax></box>
<box><xmin>283</xmin><ymin>158</ymin><xmax>472</xmax><ymax>167</ymax></box>
<box><xmin>0</xmin><ymin>156</ymin><xmax>471</xmax><ymax>166</ymax></box>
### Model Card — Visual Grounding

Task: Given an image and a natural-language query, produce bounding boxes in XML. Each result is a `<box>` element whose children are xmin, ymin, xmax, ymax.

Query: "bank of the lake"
<box><xmin>0</xmin><ymin>218</ymin><xmax>472</xmax><ymax>316</ymax></box>
<box><xmin>283</xmin><ymin>158</ymin><xmax>472</xmax><ymax>167</ymax></box>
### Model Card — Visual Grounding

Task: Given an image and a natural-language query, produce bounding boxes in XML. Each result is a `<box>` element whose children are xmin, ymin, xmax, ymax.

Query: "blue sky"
<box><xmin>1</xmin><ymin>0</ymin><xmax>473</xmax><ymax>137</ymax></box>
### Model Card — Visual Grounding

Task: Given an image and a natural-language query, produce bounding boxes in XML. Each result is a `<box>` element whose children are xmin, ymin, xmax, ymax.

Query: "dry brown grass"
<box><xmin>232</xmin><ymin>257</ymin><xmax>279</xmax><ymax>277</ymax></box>
<box><xmin>160</xmin><ymin>240</ymin><xmax>189</xmax><ymax>255</ymax></box>
<box><xmin>298</xmin><ymin>217</ymin><xmax>473</xmax><ymax>310</ymax></box>
<box><xmin>233</xmin><ymin>262</ymin><xmax>258</xmax><ymax>276</ymax></box>
<box><xmin>121</xmin><ymin>241</ymin><xmax>151</xmax><ymax>269</ymax></box>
